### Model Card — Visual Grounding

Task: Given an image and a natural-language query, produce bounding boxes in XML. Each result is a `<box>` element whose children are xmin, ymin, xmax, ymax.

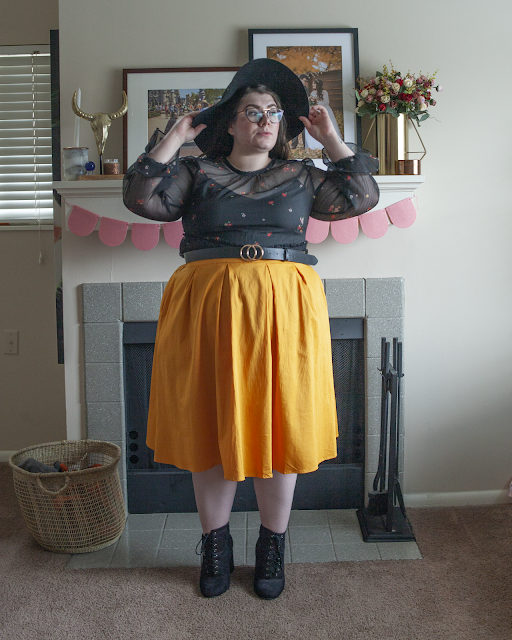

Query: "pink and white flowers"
<box><xmin>355</xmin><ymin>62</ymin><xmax>441</xmax><ymax>125</ymax></box>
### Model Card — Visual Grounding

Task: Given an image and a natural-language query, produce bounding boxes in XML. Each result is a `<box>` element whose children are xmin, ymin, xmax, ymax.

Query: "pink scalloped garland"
<box><xmin>68</xmin><ymin>206</ymin><xmax>99</xmax><ymax>236</ymax></box>
<box><xmin>67</xmin><ymin>198</ymin><xmax>416</xmax><ymax>250</ymax></box>
<box><xmin>98</xmin><ymin>217</ymin><xmax>128</xmax><ymax>247</ymax></box>
<box><xmin>331</xmin><ymin>217</ymin><xmax>359</xmax><ymax>244</ymax></box>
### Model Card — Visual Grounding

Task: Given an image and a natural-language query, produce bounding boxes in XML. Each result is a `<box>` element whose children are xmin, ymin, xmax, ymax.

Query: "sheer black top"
<box><xmin>123</xmin><ymin>133</ymin><xmax>379</xmax><ymax>256</ymax></box>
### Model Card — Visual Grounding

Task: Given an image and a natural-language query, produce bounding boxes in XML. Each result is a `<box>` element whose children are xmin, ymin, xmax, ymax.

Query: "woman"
<box><xmin>123</xmin><ymin>58</ymin><xmax>379</xmax><ymax>600</ymax></box>
<box><xmin>304</xmin><ymin>77</ymin><xmax>343</xmax><ymax>150</ymax></box>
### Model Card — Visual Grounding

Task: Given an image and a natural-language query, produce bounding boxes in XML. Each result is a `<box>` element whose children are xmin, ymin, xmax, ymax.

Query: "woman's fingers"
<box><xmin>299</xmin><ymin>115</ymin><xmax>312</xmax><ymax>132</ymax></box>
<box><xmin>169</xmin><ymin>112</ymin><xmax>207</xmax><ymax>143</ymax></box>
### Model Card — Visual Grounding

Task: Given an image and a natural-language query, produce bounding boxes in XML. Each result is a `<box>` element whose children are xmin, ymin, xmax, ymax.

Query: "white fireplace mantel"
<box><xmin>54</xmin><ymin>174</ymin><xmax>425</xmax><ymax>226</ymax></box>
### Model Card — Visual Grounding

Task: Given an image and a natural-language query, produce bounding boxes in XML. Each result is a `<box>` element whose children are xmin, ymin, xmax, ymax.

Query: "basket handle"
<box><xmin>36</xmin><ymin>474</ymin><xmax>71</xmax><ymax>496</ymax></box>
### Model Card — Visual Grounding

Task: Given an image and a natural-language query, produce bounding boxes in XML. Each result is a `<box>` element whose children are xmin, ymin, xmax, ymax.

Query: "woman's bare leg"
<box><xmin>192</xmin><ymin>464</ymin><xmax>238</xmax><ymax>534</ymax></box>
<box><xmin>253</xmin><ymin>471</ymin><xmax>297</xmax><ymax>533</ymax></box>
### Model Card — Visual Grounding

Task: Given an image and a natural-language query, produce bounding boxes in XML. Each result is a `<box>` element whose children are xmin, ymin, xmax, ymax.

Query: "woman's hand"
<box><xmin>299</xmin><ymin>106</ymin><xmax>354</xmax><ymax>162</ymax></box>
<box><xmin>148</xmin><ymin>111</ymin><xmax>207</xmax><ymax>164</ymax></box>
<box><xmin>299</xmin><ymin>106</ymin><xmax>335</xmax><ymax>147</ymax></box>
<box><xmin>168</xmin><ymin>111</ymin><xmax>207</xmax><ymax>145</ymax></box>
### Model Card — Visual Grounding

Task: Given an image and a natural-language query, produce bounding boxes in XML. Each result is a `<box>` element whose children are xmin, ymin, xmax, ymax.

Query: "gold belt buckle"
<box><xmin>240</xmin><ymin>244</ymin><xmax>264</xmax><ymax>261</ymax></box>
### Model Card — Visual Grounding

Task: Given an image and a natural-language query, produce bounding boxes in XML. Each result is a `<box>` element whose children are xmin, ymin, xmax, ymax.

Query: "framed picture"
<box><xmin>122</xmin><ymin>67</ymin><xmax>239</xmax><ymax>170</ymax></box>
<box><xmin>249</xmin><ymin>29</ymin><xmax>360</xmax><ymax>158</ymax></box>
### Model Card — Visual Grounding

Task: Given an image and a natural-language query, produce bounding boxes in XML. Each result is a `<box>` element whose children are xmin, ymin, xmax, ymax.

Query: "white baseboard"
<box><xmin>404</xmin><ymin>490</ymin><xmax>511</xmax><ymax>508</ymax></box>
<box><xmin>0</xmin><ymin>452</ymin><xmax>17</xmax><ymax>463</ymax></box>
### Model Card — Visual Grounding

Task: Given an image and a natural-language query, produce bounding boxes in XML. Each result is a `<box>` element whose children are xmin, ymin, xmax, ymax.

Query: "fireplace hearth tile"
<box><xmin>84</xmin><ymin>363</ymin><xmax>123</xmax><ymax>402</ymax></box>
<box><xmin>330</xmin><ymin>524</ymin><xmax>364</xmax><ymax>544</ymax></box>
<box><xmin>122</xmin><ymin>282</ymin><xmax>163</xmax><ymax>321</ymax></box>
<box><xmin>366</xmin><ymin>396</ymin><xmax>382</xmax><ymax>437</ymax></box>
<box><xmin>82</xmin><ymin>283</ymin><xmax>122</xmax><ymax>323</ymax></box>
<box><xmin>84</xmin><ymin>322</ymin><xmax>122</xmax><ymax>363</ymax></box>
<box><xmin>291</xmin><ymin>543</ymin><xmax>336</xmax><ymax>564</ymax></box>
<box><xmin>160</xmin><ymin>528</ymin><xmax>202</xmax><ymax>548</ymax></box>
<box><xmin>366</xmin><ymin>318</ymin><xmax>404</xmax><ymax>358</ymax></box>
<box><xmin>366</xmin><ymin>358</ymin><xmax>383</xmax><ymax>397</ymax></box>
<box><xmin>288</xmin><ymin>510</ymin><xmax>329</xmax><ymax>527</ymax></box>
<box><xmin>326</xmin><ymin>509</ymin><xmax>359</xmax><ymax>527</ymax></box>
<box><xmin>86</xmin><ymin>402</ymin><xmax>125</xmax><ymax>440</ymax></box>
<box><xmin>289</xmin><ymin>524</ymin><xmax>332</xmax><ymax>545</ymax></box>
<box><xmin>325</xmin><ymin>278</ymin><xmax>365</xmax><ymax>318</ymax></box>
<box><xmin>366</xmin><ymin>278</ymin><xmax>404</xmax><ymax>318</ymax></box>
<box><xmin>164</xmin><ymin>512</ymin><xmax>201</xmax><ymax>530</ymax></box>
<box><xmin>126</xmin><ymin>513</ymin><xmax>166</xmax><ymax>531</ymax></box>
<box><xmin>366</xmin><ymin>434</ymin><xmax>381</xmax><ymax>474</ymax></box>
<box><xmin>334</xmin><ymin>542</ymin><xmax>380</xmax><ymax>561</ymax></box>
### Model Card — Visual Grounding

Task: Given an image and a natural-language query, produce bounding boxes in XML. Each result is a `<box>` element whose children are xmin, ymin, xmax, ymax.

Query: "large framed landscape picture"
<box><xmin>249</xmin><ymin>29</ymin><xmax>360</xmax><ymax>158</ymax></box>
<box><xmin>123</xmin><ymin>67</ymin><xmax>238</xmax><ymax>170</ymax></box>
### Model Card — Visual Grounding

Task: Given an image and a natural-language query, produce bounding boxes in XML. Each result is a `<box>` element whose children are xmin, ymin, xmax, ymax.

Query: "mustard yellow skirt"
<box><xmin>146</xmin><ymin>258</ymin><xmax>338</xmax><ymax>481</ymax></box>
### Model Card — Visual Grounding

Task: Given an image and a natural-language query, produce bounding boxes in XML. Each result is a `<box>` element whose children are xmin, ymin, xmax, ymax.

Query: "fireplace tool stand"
<box><xmin>357</xmin><ymin>337</ymin><xmax>415</xmax><ymax>542</ymax></box>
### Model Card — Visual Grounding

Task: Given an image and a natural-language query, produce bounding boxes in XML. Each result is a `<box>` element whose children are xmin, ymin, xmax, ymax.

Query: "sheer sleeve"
<box><xmin>123</xmin><ymin>129</ymin><xmax>196</xmax><ymax>222</ymax></box>
<box><xmin>308</xmin><ymin>146</ymin><xmax>380</xmax><ymax>221</ymax></box>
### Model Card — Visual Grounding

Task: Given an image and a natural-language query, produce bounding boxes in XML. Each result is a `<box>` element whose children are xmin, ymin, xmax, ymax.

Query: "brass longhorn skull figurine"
<box><xmin>71</xmin><ymin>90</ymin><xmax>128</xmax><ymax>157</ymax></box>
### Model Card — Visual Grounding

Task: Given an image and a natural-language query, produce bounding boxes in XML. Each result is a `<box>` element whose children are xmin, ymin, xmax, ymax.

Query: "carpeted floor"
<box><xmin>1</xmin><ymin>462</ymin><xmax>511</xmax><ymax>640</ymax></box>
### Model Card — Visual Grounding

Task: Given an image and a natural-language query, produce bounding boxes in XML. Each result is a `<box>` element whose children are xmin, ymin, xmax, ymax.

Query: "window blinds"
<box><xmin>0</xmin><ymin>46</ymin><xmax>53</xmax><ymax>225</ymax></box>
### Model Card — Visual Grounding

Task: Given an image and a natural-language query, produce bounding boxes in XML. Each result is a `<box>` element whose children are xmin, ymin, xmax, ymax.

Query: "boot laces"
<box><xmin>196</xmin><ymin>532</ymin><xmax>222</xmax><ymax>576</ymax></box>
<box><xmin>260</xmin><ymin>534</ymin><xmax>283</xmax><ymax>578</ymax></box>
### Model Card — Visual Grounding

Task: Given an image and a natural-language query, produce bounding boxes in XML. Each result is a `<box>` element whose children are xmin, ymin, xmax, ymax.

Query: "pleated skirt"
<box><xmin>146</xmin><ymin>257</ymin><xmax>338</xmax><ymax>481</ymax></box>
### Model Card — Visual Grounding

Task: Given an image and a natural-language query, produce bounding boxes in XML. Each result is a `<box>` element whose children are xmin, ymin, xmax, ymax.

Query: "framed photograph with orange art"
<box><xmin>249</xmin><ymin>28</ymin><xmax>360</xmax><ymax>158</ymax></box>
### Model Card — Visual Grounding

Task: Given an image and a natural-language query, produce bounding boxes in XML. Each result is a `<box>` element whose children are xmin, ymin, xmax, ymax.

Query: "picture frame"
<box><xmin>122</xmin><ymin>67</ymin><xmax>239</xmax><ymax>170</ymax></box>
<box><xmin>248</xmin><ymin>29</ymin><xmax>361</xmax><ymax>154</ymax></box>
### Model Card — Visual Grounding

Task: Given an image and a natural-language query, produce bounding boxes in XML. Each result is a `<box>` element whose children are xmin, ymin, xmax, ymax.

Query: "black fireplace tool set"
<box><xmin>357</xmin><ymin>337</ymin><xmax>416</xmax><ymax>542</ymax></box>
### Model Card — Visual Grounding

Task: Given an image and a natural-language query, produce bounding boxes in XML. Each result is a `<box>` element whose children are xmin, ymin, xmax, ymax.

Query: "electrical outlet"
<box><xmin>4</xmin><ymin>330</ymin><xmax>19</xmax><ymax>354</ymax></box>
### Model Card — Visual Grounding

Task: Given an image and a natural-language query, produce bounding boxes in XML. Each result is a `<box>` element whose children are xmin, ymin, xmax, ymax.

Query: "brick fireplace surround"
<box><xmin>82</xmin><ymin>277</ymin><xmax>404</xmax><ymax>510</ymax></box>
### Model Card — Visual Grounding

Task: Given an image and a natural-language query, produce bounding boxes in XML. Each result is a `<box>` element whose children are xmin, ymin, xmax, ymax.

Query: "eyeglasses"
<box><xmin>237</xmin><ymin>107</ymin><xmax>284</xmax><ymax>124</ymax></box>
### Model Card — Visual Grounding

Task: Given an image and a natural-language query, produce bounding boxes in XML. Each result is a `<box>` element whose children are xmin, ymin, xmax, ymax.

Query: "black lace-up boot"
<box><xmin>196</xmin><ymin>523</ymin><xmax>234</xmax><ymax>597</ymax></box>
<box><xmin>254</xmin><ymin>524</ymin><xmax>286</xmax><ymax>599</ymax></box>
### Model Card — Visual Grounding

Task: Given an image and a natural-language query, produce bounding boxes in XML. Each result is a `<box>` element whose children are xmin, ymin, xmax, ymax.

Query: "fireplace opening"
<box><xmin>124</xmin><ymin>319</ymin><xmax>365</xmax><ymax>513</ymax></box>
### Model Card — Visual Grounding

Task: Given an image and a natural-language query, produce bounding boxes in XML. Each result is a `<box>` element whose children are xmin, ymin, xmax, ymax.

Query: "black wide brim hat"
<box><xmin>191</xmin><ymin>58</ymin><xmax>309</xmax><ymax>152</ymax></box>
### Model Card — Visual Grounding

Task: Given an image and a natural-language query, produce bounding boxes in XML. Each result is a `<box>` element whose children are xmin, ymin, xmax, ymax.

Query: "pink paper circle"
<box><xmin>359</xmin><ymin>209</ymin><xmax>389</xmax><ymax>239</ymax></box>
<box><xmin>68</xmin><ymin>206</ymin><xmax>99</xmax><ymax>236</ymax></box>
<box><xmin>305</xmin><ymin>217</ymin><xmax>330</xmax><ymax>243</ymax></box>
<box><xmin>131</xmin><ymin>223</ymin><xmax>161</xmax><ymax>251</ymax></box>
<box><xmin>162</xmin><ymin>220</ymin><xmax>184</xmax><ymax>248</ymax></box>
<box><xmin>330</xmin><ymin>217</ymin><xmax>359</xmax><ymax>244</ymax></box>
<box><xmin>386</xmin><ymin>198</ymin><xmax>417</xmax><ymax>228</ymax></box>
<box><xmin>98</xmin><ymin>217</ymin><xmax>129</xmax><ymax>247</ymax></box>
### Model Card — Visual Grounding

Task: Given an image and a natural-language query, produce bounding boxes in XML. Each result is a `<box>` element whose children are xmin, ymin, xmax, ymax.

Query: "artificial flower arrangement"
<box><xmin>355</xmin><ymin>63</ymin><xmax>442</xmax><ymax>125</ymax></box>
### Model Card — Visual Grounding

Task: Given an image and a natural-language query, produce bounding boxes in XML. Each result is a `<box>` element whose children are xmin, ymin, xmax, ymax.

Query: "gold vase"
<box><xmin>362</xmin><ymin>114</ymin><xmax>426</xmax><ymax>175</ymax></box>
<box><xmin>376</xmin><ymin>114</ymin><xmax>407</xmax><ymax>175</ymax></box>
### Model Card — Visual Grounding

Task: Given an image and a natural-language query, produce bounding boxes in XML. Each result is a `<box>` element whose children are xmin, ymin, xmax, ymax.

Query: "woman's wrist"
<box><xmin>148</xmin><ymin>131</ymin><xmax>182</xmax><ymax>164</ymax></box>
<box><xmin>323</xmin><ymin>138</ymin><xmax>354</xmax><ymax>163</ymax></box>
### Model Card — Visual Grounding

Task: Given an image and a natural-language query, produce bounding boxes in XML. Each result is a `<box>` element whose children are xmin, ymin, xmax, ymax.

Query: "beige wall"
<box><xmin>0</xmin><ymin>231</ymin><xmax>66</xmax><ymax>452</ymax></box>
<box><xmin>0</xmin><ymin>0</ymin><xmax>64</xmax><ymax>456</ymax></box>
<box><xmin>4</xmin><ymin>0</ymin><xmax>512</xmax><ymax>501</ymax></box>
<box><xmin>0</xmin><ymin>0</ymin><xmax>58</xmax><ymax>45</ymax></box>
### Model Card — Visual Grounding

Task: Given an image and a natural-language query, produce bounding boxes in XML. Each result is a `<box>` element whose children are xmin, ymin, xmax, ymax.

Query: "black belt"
<box><xmin>184</xmin><ymin>245</ymin><xmax>318</xmax><ymax>266</ymax></box>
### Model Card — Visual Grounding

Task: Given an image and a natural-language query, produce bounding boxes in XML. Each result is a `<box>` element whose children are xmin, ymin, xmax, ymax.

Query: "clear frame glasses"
<box><xmin>237</xmin><ymin>107</ymin><xmax>284</xmax><ymax>124</ymax></box>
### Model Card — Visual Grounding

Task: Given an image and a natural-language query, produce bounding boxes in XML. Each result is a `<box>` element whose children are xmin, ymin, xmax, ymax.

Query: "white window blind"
<box><xmin>0</xmin><ymin>46</ymin><xmax>53</xmax><ymax>225</ymax></box>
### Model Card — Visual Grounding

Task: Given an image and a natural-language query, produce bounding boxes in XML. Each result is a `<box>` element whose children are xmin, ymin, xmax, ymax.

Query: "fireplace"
<box><xmin>82</xmin><ymin>278</ymin><xmax>404</xmax><ymax>512</ymax></box>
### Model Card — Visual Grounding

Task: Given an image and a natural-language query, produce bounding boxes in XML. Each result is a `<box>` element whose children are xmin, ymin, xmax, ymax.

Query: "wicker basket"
<box><xmin>9</xmin><ymin>440</ymin><xmax>126</xmax><ymax>553</ymax></box>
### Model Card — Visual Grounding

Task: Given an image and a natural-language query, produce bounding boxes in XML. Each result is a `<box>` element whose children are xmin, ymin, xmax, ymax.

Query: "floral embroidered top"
<box><xmin>123</xmin><ymin>132</ymin><xmax>379</xmax><ymax>256</ymax></box>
